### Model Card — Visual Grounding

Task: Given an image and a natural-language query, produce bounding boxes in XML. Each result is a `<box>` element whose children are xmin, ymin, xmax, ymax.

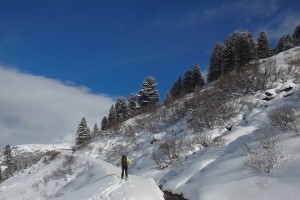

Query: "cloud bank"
<box><xmin>0</xmin><ymin>66</ymin><xmax>114</xmax><ymax>147</ymax></box>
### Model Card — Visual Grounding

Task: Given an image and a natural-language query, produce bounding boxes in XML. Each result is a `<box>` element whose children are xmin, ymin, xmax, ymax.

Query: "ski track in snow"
<box><xmin>87</xmin><ymin>180</ymin><xmax>124</xmax><ymax>200</ymax></box>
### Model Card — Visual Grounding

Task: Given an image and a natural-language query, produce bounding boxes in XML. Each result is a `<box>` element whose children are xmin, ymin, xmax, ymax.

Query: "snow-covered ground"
<box><xmin>1</xmin><ymin>47</ymin><xmax>300</xmax><ymax>200</ymax></box>
<box><xmin>0</xmin><ymin>151</ymin><xmax>164</xmax><ymax>200</ymax></box>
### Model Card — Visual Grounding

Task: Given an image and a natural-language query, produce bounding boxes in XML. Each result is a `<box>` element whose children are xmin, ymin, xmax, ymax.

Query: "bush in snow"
<box><xmin>62</xmin><ymin>155</ymin><xmax>76</xmax><ymax>175</ymax></box>
<box><xmin>192</xmin><ymin>132</ymin><xmax>213</xmax><ymax>147</ymax></box>
<box><xmin>285</xmin><ymin>55</ymin><xmax>300</xmax><ymax>80</ymax></box>
<box><xmin>152</xmin><ymin>139</ymin><xmax>182</xmax><ymax>169</ymax></box>
<box><xmin>246</xmin><ymin>147</ymin><xmax>280</xmax><ymax>173</ymax></box>
<box><xmin>269</xmin><ymin>105</ymin><xmax>299</xmax><ymax>135</ymax></box>
<box><xmin>240</xmin><ymin>96</ymin><xmax>259</xmax><ymax>111</ymax></box>
<box><xmin>254</xmin><ymin>129</ymin><xmax>279</xmax><ymax>149</ymax></box>
<box><xmin>211</xmin><ymin>135</ymin><xmax>228</xmax><ymax>146</ymax></box>
<box><xmin>48</xmin><ymin>151</ymin><xmax>61</xmax><ymax>161</ymax></box>
<box><xmin>152</xmin><ymin>136</ymin><xmax>207</xmax><ymax>169</ymax></box>
<box><xmin>244</xmin><ymin>129</ymin><xmax>281</xmax><ymax>173</ymax></box>
<box><xmin>190</xmin><ymin>88</ymin><xmax>242</xmax><ymax>131</ymax></box>
<box><xmin>217</xmin><ymin>61</ymin><xmax>272</xmax><ymax>95</ymax></box>
<box><xmin>43</xmin><ymin>155</ymin><xmax>77</xmax><ymax>183</ymax></box>
<box><xmin>152</xmin><ymin>137</ymin><xmax>199</xmax><ymax>169</ymax></box>
<box><xmin>132</xmin><ymin>105</ymin><xmax>185</xmax><ymax>133</ymax></box>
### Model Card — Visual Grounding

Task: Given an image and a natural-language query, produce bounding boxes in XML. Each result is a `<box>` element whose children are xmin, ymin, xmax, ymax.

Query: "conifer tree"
<box><xmin>235</xmin><ymin>31</ymin><xmax>256</xmax><ymax>70</ymax></box>
<box><xmin>92</xmin><ymin>123</ymin><xmax>99</xmax><ymax>137</ymax></box>
<box><xmin>292</xmin><ymin>25</ymin><xmax>300</xmax><ymax>46</ymax></box>
<box><xmin>75</xmin><ymin>117</ymin><xmax>90</xmax><ymax>146</ymax></box>
<box><xmin>223</xmin><ymin>31</ymin><xmax>256</xmax><ymax>72</ymax></box>
<box><xmin>257</xmin><ymin>31</ymin><xmax>272</xmax><ymax>59</ymax></box>
<box><xmin>170</xmin><ymin>76</ymin><xmax>182</xmax><ymax>98</ymax></box>
<box><xmin>164</xmin><ymin>91</ymin><xmax>173</xmax><ymax>105</ymax></box>
<box><xmin>4</xmin><ymin>144</ymin><xmax>14</xmax><ymax>177</ymax></box>
<box><xmin>0</xmin><ymin>168</ymin><xmax>2</xmax><ymax>181</ymax></box>
<box><xmin>108</xmin><ymin>104</ymin><xmax>116</xmax><ymax>126</ymax></box>
<box><xmin>183</xmin><ymin>70</ymin><xmax>194</xmax><ymax>94</ymax></box>
<box><xmin>207</xmin><ymin>42</ymin><xmax>225</xmax><ymax>82</ymax></box>
<box><xmin>192</xmin><ymin>63</ymin><xmax>205</xmax><ymax>89</ymax></box>
<box><xmin>128</xmin><ymin>93</ymin><xmax>137</xmax><ymax>116</ymax></box>
<box><xmin>115</xmin><ymin>96</ymin><xmax>128</xmax><ymax>119</ymax></box>
<box><xmin>222</xmin><ymin>32</ymin><xmax>238</xmax><ymax>74</ymax></box>
<box><xmin>137</xmin><ymin>76</ymin><xmax>160</xmax><ymax>107</ymax></box>
<box><xmin>274</xmin><ymin>35</ymin><xmax>294</xmax><ymax>54</ymax></box>
<box><xmin>101</xmin><ymin>116</ymin><xmax>108</xmax><ymax>130</ymax></box>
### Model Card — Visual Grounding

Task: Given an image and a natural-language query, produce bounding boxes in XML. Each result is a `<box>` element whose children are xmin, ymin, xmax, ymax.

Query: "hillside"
<box><xmin>1</xmin><ymin>47</ymin><xmax>300</xmax><ymax>200</ymax></box>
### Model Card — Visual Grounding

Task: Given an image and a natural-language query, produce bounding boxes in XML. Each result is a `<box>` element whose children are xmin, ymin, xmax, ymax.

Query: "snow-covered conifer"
<box><xmin>4</xmin><ymin>144</ymin><xmax>14</xmax><ymax>177</ymax></box>
<box><xmin>137</xmin><ymin>76</ymin><xmax>160</xmax><ymax>107</ymax></box>
<box><xmin>223</xmin><ymin>31</ymin><xmax>256</xmax><ymax>73</ymax></box>
<box><xmin>101</xmin><ymin>116</ymin><xmax>108</xmax><ymax>130</ymax></box>
<box><xmin>274</xmin><ymin>35</ymin><xmax>294</xmax><ymax>54</ymax></box>
<box><xmin>235</xmin><ymin>31</ymin><xmax>256</xmax><ymax>69</ymax></box>
<box><xmin>75</xmin><ymin>117</ymin><xmax>90</xmax><ymax>146</ymax></box>
<box><xmin>222</xmin><ymin>32</ymin><xmax>239</xmax><ymax>74</ymax></box>
<box><xmin>115</xmin><ymin>96</ymin><xmax>128</xmax><ymax>119</ymax></box>
<box><xmin>257</xmin><ymin>31</ymin><xmax>272</xmax><ymax>59</ymax></box>
<box><xmin>92</xmin><ymin>123</ymin><xmax>99</xmax><ymax>137</ymax></box>
<box><xmin>108</xmin><ymin>104</ymin><xmax>116</xmax><ymax>126</ymax></box>
<box><xmin>128</xmin><ymin>93</ymin><xmax>137</xmax><ymax>116</ymax></box>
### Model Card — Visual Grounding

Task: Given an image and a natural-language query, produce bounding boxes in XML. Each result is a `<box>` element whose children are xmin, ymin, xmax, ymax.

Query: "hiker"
<box><xmin>118</xmin><ymin>155</ymin><xmax>132</xmax><ymax>180</ymax></box>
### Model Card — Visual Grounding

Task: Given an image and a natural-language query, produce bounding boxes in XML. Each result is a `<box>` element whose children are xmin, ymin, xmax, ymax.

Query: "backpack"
<box><xmin>121</xmin><ymin>155</ymin><xmax>128</xmax><ymax>165</ymax></box>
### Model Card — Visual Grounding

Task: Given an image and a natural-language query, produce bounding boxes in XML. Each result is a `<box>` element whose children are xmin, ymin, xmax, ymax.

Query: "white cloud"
<box><xmin>0</xmin><ymin>66</ymin><xmax>114</xmax><ymax>147</ymax></box>
<box><xmin>147</xmin><ymin>0</ymin><xmax>279</xmax><ymax>30</ymax></box>
<box><xmin>260</xmin><ymin>12</ymin><xmax>300</xmax><ymax>41</ymax></box>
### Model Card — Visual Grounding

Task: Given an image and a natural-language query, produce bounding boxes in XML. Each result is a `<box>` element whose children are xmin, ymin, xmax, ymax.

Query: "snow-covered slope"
<box><xmin>1</xmin><ymin>47</ymin><xmax>300</xmax><ymax>200</ymax></box>
<box><xmin>0</xmin><ymin>151</ymin><xmax>164</xmax><ymax>200</ymax></box>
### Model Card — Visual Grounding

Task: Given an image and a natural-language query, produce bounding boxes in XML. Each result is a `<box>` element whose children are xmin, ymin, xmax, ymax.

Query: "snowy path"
<box><xmin>54</xmin><ymin>154</ymin><xmax>164</xmax><ymax>200</ymax></box>
<box><xmin>87</xmin><ymin>180</ymin><xmax>124</xmax><ymax>200</ymax></box>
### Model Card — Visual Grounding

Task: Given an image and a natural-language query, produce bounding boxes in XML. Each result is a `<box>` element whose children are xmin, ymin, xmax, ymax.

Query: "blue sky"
<box><xmin>0</xmin><ymin>0</ymin><xmax>299</xmax><ymax>99</ymax></box>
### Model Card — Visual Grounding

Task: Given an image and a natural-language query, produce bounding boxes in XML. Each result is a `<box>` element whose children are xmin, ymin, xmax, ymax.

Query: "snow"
<box><xmin>0</xmin><ymin>152</ymin><xmax>164</xmax><ymax>200</ymax></box>
<box><xmin>1</xmin><ymin>47</ymin><xmax>300</xmax><ymax>200</ymax></box>
<box><xmin>13</xmin><ymin>143</ymin><xmax>73</xmax><ymax>152</ymax></box>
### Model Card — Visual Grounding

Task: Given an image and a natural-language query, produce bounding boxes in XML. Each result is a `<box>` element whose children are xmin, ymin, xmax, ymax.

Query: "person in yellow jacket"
<box><xmin>118</xmin><ymin>155</ymin><xmax>132</xmax><ymax>180</ymax></box>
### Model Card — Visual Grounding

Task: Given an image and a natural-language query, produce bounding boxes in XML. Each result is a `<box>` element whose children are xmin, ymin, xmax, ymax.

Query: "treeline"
<box><xmin>207</xmin><ymin>25</ymin><xmax>300</xmax><ymax>82</ymax></box>
<box><xmin>74</xmin><ymin>76</ymin><xmax>161</xmax><ymax>148</ymax></box>
<box><xmin>0</xmin><ymin>144</ymin><xmax>13</xmax><ymax>182</ymax></box>
<box><xmin>73</xmin><ymin>24</ymin><xmax>300</xmax><ymax>149</ymax></box>
<box><xmin>0</xmin><ymin>144</ymin><xmax>46</xmax><ymax>182</ymax></box>
<box><xmin>73</xmin><ymin>65</ymin><xmax>206</xmax><ymax>149</ymax></box>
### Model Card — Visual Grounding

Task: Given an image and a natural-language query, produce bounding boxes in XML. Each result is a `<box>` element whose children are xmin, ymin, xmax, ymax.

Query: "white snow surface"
<box><xmin>1</xmin><ymin>47</ymin><xmax>300</xmax><ymax>200</ymax></box>
<box><xmin>0</xmin><ymin>152</ymin><xmax>164</xmax><ymax>200</ymax></box>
